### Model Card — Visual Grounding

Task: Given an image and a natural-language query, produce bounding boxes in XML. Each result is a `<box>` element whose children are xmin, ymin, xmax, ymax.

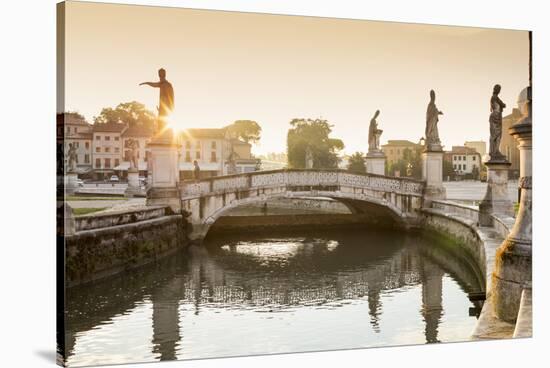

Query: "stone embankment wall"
<box><xmin>66</xmin><ymin>207</ymin><xmax>188</xmax><ymax>288</ymax></box>
<box><xmin>421</xmin><ymin>200</ymin><xmax>524</xmax><ymax>339</ymax></box>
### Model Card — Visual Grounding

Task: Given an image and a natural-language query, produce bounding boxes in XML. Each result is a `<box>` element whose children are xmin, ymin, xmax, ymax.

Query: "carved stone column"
<box><xmin>125</xmin><ymin>168</ymin><xmax>141</xmax><ymax>197</ymax></box>
<box><xmin>366</xmin><ymin>151</ymin><xmax>386</xmax><ymax>176</ymax></box>
<box><xmin>421</xmin><ymin>148</ymin><xmax>446</xmax><ymax>202</ymax></box>
<box><xmin>146</xmin><ymin>129</ymin><xmax>182</xmax><ymax>212</ymax></box>
<box><xmin>65</xmin><ymin>172</ymin><xmax>79</xmax><ymax>195</ymax></box>
<box><xmin>492</xmin><ymin>86</ymin><xmax>532</xmax><ymax>322</ymax></box>
<box><xmin>479</xmin><ymin>160</ymin><xmax>514</xmax><ymax>226</ymax></box>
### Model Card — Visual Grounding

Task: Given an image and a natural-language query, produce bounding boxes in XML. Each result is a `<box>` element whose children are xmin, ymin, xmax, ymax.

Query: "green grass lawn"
<box><xmin>67</xmin><ymin>195</ymin><xmax>127</xmax><ymax>201</ymax></box>
<box><xmin>73</xmin><ymin>208</ymin><xmax>107</xmax><ymax>216</ymax></box>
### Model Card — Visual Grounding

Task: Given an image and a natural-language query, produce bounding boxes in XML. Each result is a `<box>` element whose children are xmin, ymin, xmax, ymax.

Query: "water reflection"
<box><xmin>65</xmin><ymin>229</ymin><xmax>483</xmax><ymax>367</ymax></box>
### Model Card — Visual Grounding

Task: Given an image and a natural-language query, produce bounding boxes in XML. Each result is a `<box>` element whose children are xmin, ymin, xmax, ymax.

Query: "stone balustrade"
<box><xmin>181</xmin><ymin>169</ymin><xmax>425</xmax><ymax>199</ymax></box>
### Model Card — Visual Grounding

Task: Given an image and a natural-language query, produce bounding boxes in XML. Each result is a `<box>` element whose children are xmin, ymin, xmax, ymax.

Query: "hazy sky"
<box><xmin>61</xmin><ymin>1</ymin><xmax>529</xmax><ymax>155</ymax></box>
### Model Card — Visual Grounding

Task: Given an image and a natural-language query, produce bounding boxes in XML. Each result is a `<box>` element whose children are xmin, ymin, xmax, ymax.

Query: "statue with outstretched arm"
<box><xmin>139</xmin><ymin>68</ymin><xmax>174</xmax><ymax>133</ymax></box>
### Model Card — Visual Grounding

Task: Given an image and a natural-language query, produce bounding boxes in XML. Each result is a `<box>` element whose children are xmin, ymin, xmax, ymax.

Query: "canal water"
<box><xmin>65</xmin><ymin>228</ymin><xmax>483</xmax><ymax>367</ymax></box>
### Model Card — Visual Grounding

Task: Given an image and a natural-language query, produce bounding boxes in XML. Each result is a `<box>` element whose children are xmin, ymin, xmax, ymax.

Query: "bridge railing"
<box><xmin>181</xmin><ymin>169</ymin><xmax>425</xmax><ymax>198</ymax></box>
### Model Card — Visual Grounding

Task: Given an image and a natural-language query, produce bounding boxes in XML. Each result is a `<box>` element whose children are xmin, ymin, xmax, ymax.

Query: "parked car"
<box><xmin>110</xmin><ymin>175</ymin><xmax>120</xmax><ymax>182</ymax></box>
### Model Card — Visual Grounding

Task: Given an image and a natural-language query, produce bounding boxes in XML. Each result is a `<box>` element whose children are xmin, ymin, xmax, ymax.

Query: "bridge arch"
<box><xmin>180</xmin><ymin>169</ymin><xmax>425</xmax><ymax>240</ymax></box>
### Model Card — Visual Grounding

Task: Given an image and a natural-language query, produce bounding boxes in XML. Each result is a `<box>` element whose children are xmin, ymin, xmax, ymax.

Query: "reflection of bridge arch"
<box><xmin>181</xmin><ymin>169</ymin><xmax>425</xmax><ymax>239</ymax></box>
<box><xmin>65</xmin><ymin>232</ymin><xmax>483</xmax><ymax>364</ymax></box>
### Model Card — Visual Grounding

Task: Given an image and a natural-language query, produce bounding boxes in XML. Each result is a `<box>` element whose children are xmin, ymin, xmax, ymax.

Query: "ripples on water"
<box><xmin>65</xmin><ymin>228</ymin><xmax>483</xmax><ymax>367</ymax></box>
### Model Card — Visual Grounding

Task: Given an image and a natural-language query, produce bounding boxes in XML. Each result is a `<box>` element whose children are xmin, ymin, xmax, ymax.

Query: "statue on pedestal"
<box><xmin>368</xmin><ymin>110</ymin><xmax>383</xmax><ymax>153</ymax></box>
<box><xmin>128</xmin><ymin>139</ymin><xmax>139</xmax><ymax>171</ymax></box>
<box><xmin>139</xmin><ymin>68</ymin><xmax>174</xmax><ymax>133</ymax></box>
<box><xmin>67</xmin><ymin>143</ymin><xmax>77</xmax><ymax>172</ymax></box>
<box><xmin>425</xmin><ymin>90</ymin><xmax>443</xmax><ymax>151</ymax></box>
<box><xmin>488</xmin><ymin>84</ymin><xmax>507</xmax><ymax>160</ymax></box>
<box><xmin>305</xmin><ymin>146</ymin><xmax>314</xmax><ymax>169</ymax></box>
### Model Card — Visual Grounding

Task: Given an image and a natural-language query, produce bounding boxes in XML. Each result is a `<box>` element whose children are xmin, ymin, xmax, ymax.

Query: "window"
<box><xmin>95</xmin><ymin>158</ymin><xmax>101</xmax><ymax>168</ymax></box>
<box><xmin>472</xmin><ymin>156</ymin><xmax>476</xmax><ymax>161</ymax></box>
<box><xmin>105</xmin><ymin>136</ymin><xmax>111</xmax><ymax>141</ymax></box>
<box><xmin>105</xmin><ymin>158</ymin><xmax>111</xmax><ymax>168</ymax></box>
<box><xmin>105</xmin><ymin>147</ymin><xmax>110</xmax><ymax>153</ymax></box>
<box><xmin>211</xmin><ymin>151</ymin><xmax>217</xmax><ymax>162</ymax></box>
<box><xmin>463</xmin><ymin>156</ymin><xmax>466</xmax><ymax>161</ymax></box>
<box><xmin>74</xmin><ymin>142</ymin><xmax>79</xmax><ymax>148</ymax></box>
<box><xmin>85</xmin><ymin>142</ymin><xmax>90</xmax><ymax>149</ymax></box>
<box><xmin>196</xmin><ymin>150</ymin><xmax>201</xmax><ymax>159</ymax></box>
<box><xmin>211</xmin><ymin>141</ymin><xmax>217</xmax><ymax>149</ymax></box>
<box><xmin>145</xmin><ymin>151</ymin><xmax>150</xmax><ymax>162</ymax></box>
<box><xmin>96</xmin><ymin>135</ymin><xmax>100</xmax><ymax>140</ymax></box>
<box><xmin>185</xmin><ymin>141</ymin><xmax>191</xmax><ymax>149</ymax></box>
<box><xmin>458</xmin><ymin>156</ymin><xmax>462</xmax><ymax>161</ymax></box>
<box><xmin>115</xmin><ymin>137</ymin><xmax>119</xmax><ymax>141</ymax></box>
<box><xmin>96</xmin><ymin>147</ymin><xmax>101</xmax><ymax>153</ymax></box>
<box><xmin>453</xmin><ymin>164</ymin><xmax>457</xmax><ymax>170</ymax></box>
<box><xmin>114</xmin><ymin>159</ymin><xmax>119</xmax><ymax>167</ymax></box>
<box><xmin>185</xmin><ymin>151</ymin><xmax>191</xmax><ymax>162</ymax></box>
<box><xmin>115</xmin><ymin>147</ymin><xmax>119</xmax><ymax>153</ymax></box>
<box><xmin>84</xmin><ymin>154</ymin><xmax>90</xmax><ymax>164</ymax></box>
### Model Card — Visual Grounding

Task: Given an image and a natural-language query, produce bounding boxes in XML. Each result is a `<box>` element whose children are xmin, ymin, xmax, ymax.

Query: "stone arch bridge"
<box><xmin>180</xmin><ymin>169</ymin><xmax>426</xmax><ymax>239</ymax></box>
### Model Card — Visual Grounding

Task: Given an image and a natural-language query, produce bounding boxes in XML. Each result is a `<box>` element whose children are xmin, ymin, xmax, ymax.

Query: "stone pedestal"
<box><xmin>492</xmin><ymin>87</ymin><xmax>532</xmax><ymax>322</ymax></box>
<box><xmin>146</xmin><ymin>131</ymin><xmax>182</xmax><ymax>212</ymax></box>
<box><xmin>65</xmin><ymin>172</ymin><xmax>79</xmax><ymax>195</ymax></box>
<box><xmin>421</xmin><ymin>150</ymin><xmax>446</xmax><ymax>202</ymax></box>
<box><xmin>125</xmin><ymin>168</ymin><xmax>141</xmax><ymax>197</ymax></box>
<box><xmin>365</xmin><ymin>152</ymin><xmax>386</xmax><ymax>176</ymax></box>
<box><xmin>479</xmin><ymin>160</ymin><xmax>513</xmax><ymax>226</ymax></box>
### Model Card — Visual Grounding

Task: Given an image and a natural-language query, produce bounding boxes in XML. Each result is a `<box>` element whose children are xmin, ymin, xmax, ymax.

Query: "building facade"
<box><xmin>464</xmin><ymin>141</ymin><xmax>487</xmax><ymax>157</ymax></box>
<box><xmin>59</xmin><ymin>113</ymin><xmax>261</xmax><ymax>181</ymax></box>
<box><xmin>63</xmin><ymin>113</ymin><xmax>93</xmax><ymax>175</ymax></box>
<box><xmin>91</xmin><ymin>123</ymin><xmax>126</xmax><ymax>180</ymax></box>
<box><xmin>178</xmin><ymin>128</ymin><xmax>260</xmax><ymax>179</ymax></box>
<box><xmin>445</xmin><ymin>146</ymin><xmax>482</xmax><ymax>178</ymax></box>
<box><xmin>381</xmin><ymin>140</ymin><xmax>422</xmax><ymax>166</ymax></box>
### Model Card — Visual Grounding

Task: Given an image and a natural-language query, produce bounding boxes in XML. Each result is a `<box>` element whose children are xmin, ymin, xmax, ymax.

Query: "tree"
<box><xmin>347</xmin><ymin>152</ymin><xmax>366</xmax><ymax>173</ymax></box>
<box><xmin>64</xmin><ymin>111</ymin><xmax>87</xmax><ymax>123</ymax></box>
<box><xmin>388</xmin><ymin>147</ymin><xmax>423</xmax><ymax>179</ymax></box>
<box><xmin>93</xmin><ymin>101</ymin><xmax>156</xmax><ymax>130</ymax></box>
<box><xmin>287</xmin><ymin>118</ymin><xmax>344</xmax><ymax>169</ymax></box>
<box><xmin>225</xmin><ymin>120</ymin><xmax>262</xmax><ymax>143</ymax></box>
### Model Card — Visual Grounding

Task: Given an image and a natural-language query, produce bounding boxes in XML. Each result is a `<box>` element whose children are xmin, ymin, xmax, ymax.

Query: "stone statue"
<box><xmin>488</xmin><ymin>84</ymin><xmax>506</xmax><ymax>160</ymax></box>
<box><xmin>425</xmin><ymin>90</ymin><xmax>444</xmax><ymax>150</ymax></box>
<box><xmin>368</xmin><ymin>110</ymin><xmax>383</xmax><ymax>152</ymax></box>
<box><xmin>128</xmin><ymin>139</ymin><xmax>139</xmax><ymax>170</ymax></box>
<box><xmin>226</xmin><ymin>147</ymin><xmax>239</xmax><ymax>175</ymax></box>
<box><xmin>139</xmin><ymin>68</ymin><xmax>174</xmax><ymax>133</ymax></box>
<box><xmin>305</xmin><ymin>146</ymin><xmax>314</xmax><ymax>169</ymax></box>
<box><xmin>67</xmin><ymin>143</ymin><xmax>77</xmax><ymax>172</ymax></box>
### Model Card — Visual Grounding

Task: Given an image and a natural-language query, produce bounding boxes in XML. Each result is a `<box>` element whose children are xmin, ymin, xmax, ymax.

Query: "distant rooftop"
<box><xmin>92</xmin><ymin>123</ymin><xmax>127</xmax><ymax>133</ymax></box>
<box><xmin>382</xmin><ymin>140</ymin><xmax>420</xmax><ymax>146</ymax></box>
<box><xmin>448</xmin><ymin>146</ymin><xmax>478</xmax><ymax>154</ymax></box>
